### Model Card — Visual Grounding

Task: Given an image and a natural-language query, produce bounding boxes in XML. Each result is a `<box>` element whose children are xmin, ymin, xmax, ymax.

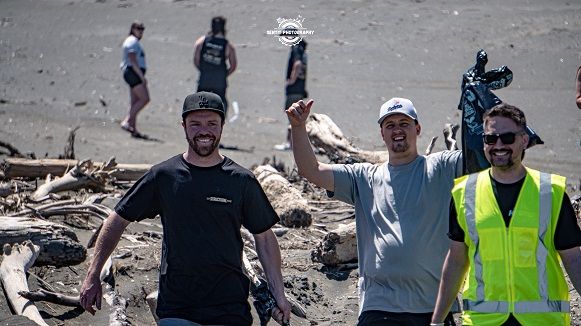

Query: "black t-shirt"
<box><xmin>115</xmin><ymin>155</ymin><xmax>279</xmax><ymax>325</ymax></box>
<box><xmin>448</xmin><ymin>174</ymin><xmax>581</xmax><ymax>250</ymax></box>
<box><xmin>285</xmin><ymin>44</ymin><xmax>307</xmax><ymax>96</ymax></box>
<box><xmin>198</xmin><ymin>36</ymin><xmax>228</xmax><ymax>91</ymax></box>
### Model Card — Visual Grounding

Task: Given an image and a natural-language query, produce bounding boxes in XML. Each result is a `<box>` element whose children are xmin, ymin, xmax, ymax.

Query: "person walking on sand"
<box><xmin>193</xmin><ymin>16</ymin><xmax>237</xmax><ymax>116</ymax></box>
<box><xmin>80</xmin><ymin>91</ymin><xmax>291</xmax><ymax>326</ymax></box>
<box><xmin>285</xmin><ymin>97</ymin><xmax>484</xmax><ymax>325</ymax></box>
<box><xmin>431</xmin><ymin>103</ymin><xmax>581</xmax><ymax>326</ymax></box>
<box><xmin>120</xmin><ymin>21</ymin><xmax>150</xmax><ymax>138</ymax></box>
<box><xmin>274</xmin><ymin>39</ymin><xmax>308</xmax><ymax>151</ymax></box>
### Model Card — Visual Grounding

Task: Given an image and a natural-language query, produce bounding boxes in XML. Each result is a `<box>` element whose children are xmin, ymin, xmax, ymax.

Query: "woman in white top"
<box><xmin>120</xmin><ymin>21</ymin><xmax>149</xmax><ymax>137</ymax></box>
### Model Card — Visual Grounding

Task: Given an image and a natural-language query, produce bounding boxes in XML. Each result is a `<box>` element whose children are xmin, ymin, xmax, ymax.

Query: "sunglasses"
<box><xmin>135</xmin><ymin>26</ymin><xmax>145</xmax><ymax>31</ymax></box>
<box><xmin>483</xmin><ymin>131</ymin><xmax>525</xmax><ymax>145</ymax></box>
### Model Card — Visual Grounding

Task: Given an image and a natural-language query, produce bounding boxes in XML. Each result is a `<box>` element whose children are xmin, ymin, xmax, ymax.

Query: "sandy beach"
<box><xmin>1</xmin><ymin>0</ymin><xmax>580</xmax><ymax>325</ymax></box>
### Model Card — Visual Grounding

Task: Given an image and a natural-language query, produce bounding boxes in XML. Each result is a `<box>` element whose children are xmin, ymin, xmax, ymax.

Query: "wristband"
<box><xmin>430</xmin><ymin>323</ymin><xmax>444</xmax><ymax>326</ymax></box>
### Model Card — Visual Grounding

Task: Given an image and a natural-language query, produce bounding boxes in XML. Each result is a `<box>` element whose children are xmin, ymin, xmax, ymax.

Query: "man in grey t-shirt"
<box><xmin>285</xmin><ymin>97</ymin><xmax>465</xmax><ymax>326</ymax></box>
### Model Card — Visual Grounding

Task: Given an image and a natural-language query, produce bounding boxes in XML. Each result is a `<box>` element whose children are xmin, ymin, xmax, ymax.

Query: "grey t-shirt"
<box><xmin>330</xmin><ymin>150</ymin><xmax>462</xmax><ymax>314</ymax></box>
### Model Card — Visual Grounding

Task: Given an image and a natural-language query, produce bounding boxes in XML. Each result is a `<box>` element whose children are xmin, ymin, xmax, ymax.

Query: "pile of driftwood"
<box><xmin>0</xmin><ymin>114</ymin><xmax>465</xmax><ymax>325</ymax></box>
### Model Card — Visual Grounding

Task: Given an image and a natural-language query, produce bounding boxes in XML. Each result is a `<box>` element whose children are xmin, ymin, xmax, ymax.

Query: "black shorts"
<box><xmin>284</xmin><ymin>93</ymin><xmax>305</xmax><ymax>111</ymax></box>
<box><xmin>123</xmin><ymin>67</ymin><xmax>146</xmax><ymax>88</ymax></box>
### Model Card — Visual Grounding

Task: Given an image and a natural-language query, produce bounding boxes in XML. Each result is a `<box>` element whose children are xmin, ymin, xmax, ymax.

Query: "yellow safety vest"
<box><xmin>452</xmin><ymin>168</ymin><xmax>569</xmax><ymax>326</ymax></box>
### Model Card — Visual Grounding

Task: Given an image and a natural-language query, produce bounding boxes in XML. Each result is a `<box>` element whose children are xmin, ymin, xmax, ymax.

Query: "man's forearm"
<box><xmin>86</xmin><ymin>213</ymin><xmax>129</xmax><ymax>280</ymax></box>
<box><xmin>254</xmin><ymin>231</ymin><xmax>285</xmax><ymax>300</ymax></box>
<box><xmin>559</xmin><ymin>247</ymin><xmax>581</xmax><ymax>294</ymax></box>
<box><xmin>432</xmin><ymin>243</ymin><xmax>469</xmax><ymax>323</ymax></box>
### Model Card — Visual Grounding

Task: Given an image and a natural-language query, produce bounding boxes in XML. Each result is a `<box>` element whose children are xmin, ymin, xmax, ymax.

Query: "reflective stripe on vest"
<box><xmin>462</xmin><ymin>172</ymin><xmax>569</xmax><ymax>314</ymax></box>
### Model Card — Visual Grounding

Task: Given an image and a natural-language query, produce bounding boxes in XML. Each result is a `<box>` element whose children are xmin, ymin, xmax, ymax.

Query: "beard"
<box><xmin>488</xmin><ymin>149</ymin><xmax>515</xmax><ymax>169</ymax></box>
<box><xmin>391</xmin><ymin>140</ymin><xmax>409</xmax><ymax>153</ymax></box>
<box><xmin>186</xmin><ymin>133</ymin><xmax>220</xmax><ymax>157</ymax></box>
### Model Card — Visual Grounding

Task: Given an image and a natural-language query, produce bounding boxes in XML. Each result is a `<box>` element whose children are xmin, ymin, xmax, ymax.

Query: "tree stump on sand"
<box><xmin>0</xmin><ymin>216</ymin><xmax>86</xmax><ymax>266</ymax></box>
<box><xmin>311</xmin><ymin>222</ymin><xmax>357</xmax><ymax>266</ymax></box>
<box><xmin>253</xmin><ymin>165</ymin><xmax>312</xmax><ymax>228</ymax></box>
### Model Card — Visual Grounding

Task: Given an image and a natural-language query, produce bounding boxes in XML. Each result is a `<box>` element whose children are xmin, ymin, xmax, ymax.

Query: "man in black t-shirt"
<box><xmin>80</xmin><ymin>91</ymin><xmax>291</xmax><ymax>325</ymax></box>
<box><xmin>194</xmin><ymin>16</ymin><xmax>237</xmax><ymax>115</ymax></box>
<box><xmin>431</xmin><ymin>103</ymin><xmax>581</xmax><ymax>326</ymax></box>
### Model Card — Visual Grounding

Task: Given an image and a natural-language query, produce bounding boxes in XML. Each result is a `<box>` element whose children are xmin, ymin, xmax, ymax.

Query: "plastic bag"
<box><xmin>458</xmin><ymin>49</ymin><xmax>543</xmax><ymax>173</ymax></box>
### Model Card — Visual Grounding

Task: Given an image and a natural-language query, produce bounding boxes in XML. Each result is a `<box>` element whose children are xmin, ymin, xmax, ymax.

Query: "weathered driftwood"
<box><xmin>425</xmin><ymin>137</ymin><xmax>438</xmax><ymax>155</ymax></box>
<box><xmin>0</xmin><ymin>181</ymin><xmax>12</xmax><ymax>197</ymax></box>
<box><xmin>306</xmin><ymin>113</ymin><xmax>389</xmax><ymax>164</ymax></box>
<box><xmin>0</xmin><ymin>242</ymin><xmax>49</xmax><ymax>326</ymax></box>
<box><xmin>63</xmin><ymin>126</ymin><xmax>80</xmax><ymax>160</ymax></box>
<box><xmin>254</xmin><ymin>165</ymin><xmax>312</xmax><ymax>227</ymax></box>
<box><xmin>311</xmin><ymin>222</ymin><xmax>357</xmax><ymax>266</ymax></box>
<box><xmin>146</xmin><ymin>291</ymin><xmax>159</xmax><ymax>323</ymax></box>
<box><xmin>0</xmin><ymin>140</ymin><xmax>25</xmax><ymax>158</ymax></box>
<box><xmin>18</xmin><ymin>288</ymin><xmax>80</xmax><ymax>307</ymax></box>
<box><xmin>2</xmin><ymin>157</ymin><xmax>151</xmax><ymax>181</ymax></box>
<box><xmin>101</xmin><ymin>256</ymin><xmax>130</xmax><ymax>326</ymax></box>
<box><xmin>31</xmin><ymin>163</ymin><xmax>109</xmax><ymax>201</ymax></box>
<box><xmin>0</xmin><ymin>216</ymin><xmax>86</xmax><ymax>266</ymax></box>
<box><xmin>444</xmin><ymin>123</ymin><xmax>460</xmax><ymax>151</ymax></box>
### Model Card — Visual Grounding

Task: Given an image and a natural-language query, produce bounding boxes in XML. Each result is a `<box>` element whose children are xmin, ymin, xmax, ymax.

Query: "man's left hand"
<box><xmin>271</xmin><ymin>296</ymin><xmax>292</xmax><ymax>325</ymax></box>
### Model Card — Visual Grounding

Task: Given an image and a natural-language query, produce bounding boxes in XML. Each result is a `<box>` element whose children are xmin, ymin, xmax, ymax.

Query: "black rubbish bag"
<box><xmin>458</xmin><ymin>49</ymin><xmax>544</xmax><ymax>173</ymax></box>
<box><xmin>250</xmin><ymin>276</ymin><xmax>290</xmax><ymax>326</ymax></box>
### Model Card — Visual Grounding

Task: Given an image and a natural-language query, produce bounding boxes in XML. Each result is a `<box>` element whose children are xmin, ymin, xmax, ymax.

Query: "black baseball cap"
<box><xmin>181</xmin><ymin>91</ymin><xmax>225</xmax><ymax>120</ymax></box>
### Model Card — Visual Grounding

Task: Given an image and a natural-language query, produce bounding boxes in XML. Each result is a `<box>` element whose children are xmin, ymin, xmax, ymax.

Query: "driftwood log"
<box><xmin>311</xmin><ymin>222</ymin><xmax>357</xmax><ymax>266</ymax></box>
<box><xmin>254</xmin><ymin>165</ymin><xmax>312</xmax><ymax>227</ymax></box>
<box><xmin>31</xmin><ymin>162</ymin><xmax>110</xmax><ymax>201</ymax></box>
<box><xmin>0</xmin><ymin>241</ymin><xmax>49</xmax><ymax>326</ymax></box>
<box><xmin>18</xmin><ymin>288</ymin><xmax>80</xmax><ymax>307</ymax></box>
<box><xmin>63</xmin><ymin>126</ymin><xmax>80</xmax><ymax>160</ymax></box>
<box><xmin>1</xmin><ymin>158</ymin><xmax>151</xmax><ymax>181</ymax></box>
<box><xmin>100</xmin><ymin>256</ymin><xmax>130</xmax><ymax>326</ymax></box>
<box><xmin>0</xmin><ymin>216</ymin><xmax>86</xmax><ymax>266</ymax></box>
<box><xmin>306</xmin><ymin>113</ymin><xmax>389</xmax><ymax>164</ymax></box>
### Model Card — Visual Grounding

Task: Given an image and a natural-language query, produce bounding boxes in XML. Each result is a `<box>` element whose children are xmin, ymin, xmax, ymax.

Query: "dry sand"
<box><xmin>1</xmin><ymin>0</ymin><xmax>580</xmax><ymax>325</ymax></box>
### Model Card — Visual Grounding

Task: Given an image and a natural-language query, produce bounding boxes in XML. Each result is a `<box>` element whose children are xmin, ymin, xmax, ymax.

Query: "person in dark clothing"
<box><xmin>79</xmin><ymin>92</ymin><xmax>291</xmax><ymax>326</ymax></box>
<box><xmin>193</xmin><ymin>17</ymin><xmax>237</xmax><ymax>116</ymax></box>
<box><xmin>275</xmin><ymin>39</ymin><xmax>308</xmax><ymax>151</ymax></box>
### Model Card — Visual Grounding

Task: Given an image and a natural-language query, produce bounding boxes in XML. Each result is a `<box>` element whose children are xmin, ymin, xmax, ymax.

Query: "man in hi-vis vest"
<box><xmin>431</xmin><ymin>103</ymin><xmax>581</xmax><ymax>326</ymax></box>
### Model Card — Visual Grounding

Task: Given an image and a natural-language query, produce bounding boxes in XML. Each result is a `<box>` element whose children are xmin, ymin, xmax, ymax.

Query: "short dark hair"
<box><xmin>211</xmin><ymin>16</ymin><xmax>226</xmax><ymax>35</ymax></box>
<box><xmin>484</xmin><ymin>102</ymin><xmax>528</xmax><ymax>159</ymax></box>
<box><xmin>483</xmin><ymin>102</ymin><xmax>527</xmax><ymax>131</ymax></box>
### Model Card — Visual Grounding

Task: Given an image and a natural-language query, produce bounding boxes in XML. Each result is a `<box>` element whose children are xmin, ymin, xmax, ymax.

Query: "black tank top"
<box><xmin>198</xmin><ymin>36</ymin><xmax>228</xmax><ymax>90</ymax></box>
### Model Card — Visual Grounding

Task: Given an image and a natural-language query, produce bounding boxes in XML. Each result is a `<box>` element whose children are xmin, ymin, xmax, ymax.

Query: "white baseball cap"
<box><xmin>377</xmin><ymin>97</ymin><xmax>418</xmax><ymax>125</ymax></box>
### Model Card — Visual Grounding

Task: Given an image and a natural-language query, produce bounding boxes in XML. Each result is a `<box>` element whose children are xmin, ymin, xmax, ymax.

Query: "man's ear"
<box><xmin>522</xmin><ymin>133</ymin><xmax>529</xmax><ymax>148</ymax></box>
<box><xmin>416</xmin><ymin>123</ymin><xmax>421</xmax><ymax>135</ymax></box>
<box><xmin>380</xmin><ymin>126</ymin><xmax>385</xmax><ymax>138</ymax></box>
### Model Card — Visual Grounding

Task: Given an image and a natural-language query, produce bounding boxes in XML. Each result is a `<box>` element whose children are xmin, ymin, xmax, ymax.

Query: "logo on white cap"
<box><xmin>378</xmin><ymin>97</ymin><xmax>418</xmax><ymax>125</ymax></box>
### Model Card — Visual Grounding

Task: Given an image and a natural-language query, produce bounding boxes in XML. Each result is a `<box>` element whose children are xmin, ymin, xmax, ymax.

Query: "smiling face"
<box><xmin>483</xmin><ymin>116</ymin><xmax>528</xmax><ymax>170</ymax></box>
<box><xmin>182</xmin><ymin>110</ymin><xmax>223</xmax><ymax>158</ymax></box>
<box><xmin>380</xmin><ymin>113</ymin><xmax>420</xmax><ymax>163</ymax></box>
